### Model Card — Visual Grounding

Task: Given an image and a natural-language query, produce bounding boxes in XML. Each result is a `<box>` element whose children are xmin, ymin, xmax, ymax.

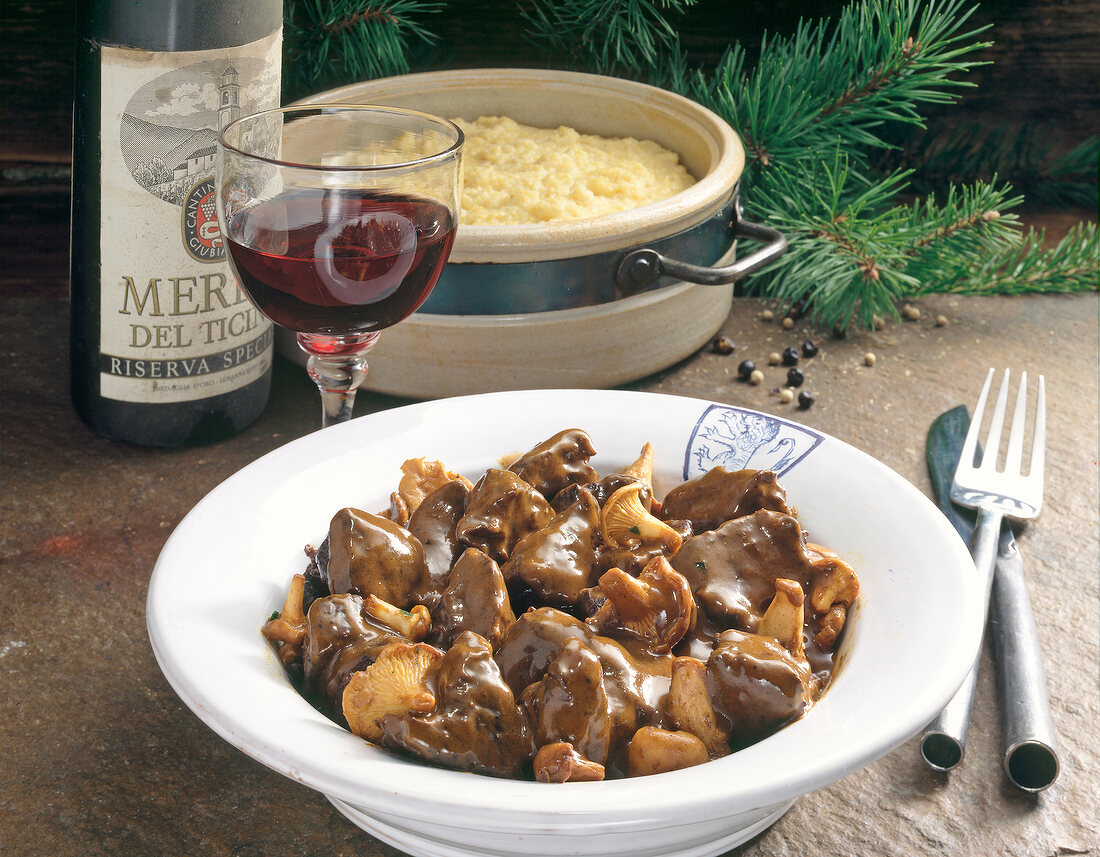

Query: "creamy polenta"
<box><xmin>453</xmin><ymin>116</ymin><xmax>696</xmax><ymax>226</ymax></box>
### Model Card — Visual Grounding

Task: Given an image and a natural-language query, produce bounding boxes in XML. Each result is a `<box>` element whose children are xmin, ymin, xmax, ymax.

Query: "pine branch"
<box><xmin>284</xmin><ymin>0</ymin><xmax>442</xmax><ymax>100</ymax></box>
<box><xmin>910</xmin><ymin>221</ymin><xmax>1099</xmax><ymax>296</ymax></box>
<box><xmin>741</xmin><ymin>148</ymin><xmax>1053</xmax><ymax>327</ymax></box>
<box><xmin>663</xmin><ymin>0</ymin><xmax>1098</xmax><ymax>328</ymax></box>
<box><xmin>742</xmin><ymin>150</ymin><xmax>924</xmax><ymax>328</ymax></box>
<box><xmin>520</xmin><ymin>0</ymin><xmax>698</xmax><ymax>75</ymax></box>
<box><xmin>680</xmin><ymin>0</ymin><xmax>992</xmax><ymax>179</ymax></box>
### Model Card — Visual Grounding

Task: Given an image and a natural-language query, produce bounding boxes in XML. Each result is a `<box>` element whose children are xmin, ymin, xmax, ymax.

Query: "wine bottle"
<box><xmin>70</xmin><ymin>0</ymin><xmax>283</xmax><ymax>445</ymax></box>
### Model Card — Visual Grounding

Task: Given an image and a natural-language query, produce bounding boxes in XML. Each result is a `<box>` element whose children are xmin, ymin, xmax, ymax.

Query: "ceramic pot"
<box><xmin>282</xmin><ymin>69</ymin><xmax>786</xmax><ymax>396</ymax></box>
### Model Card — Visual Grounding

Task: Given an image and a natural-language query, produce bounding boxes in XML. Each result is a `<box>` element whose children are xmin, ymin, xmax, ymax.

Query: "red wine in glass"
<box><xmin>217</xmin><ymin>104</ymin><xmax>463</xmax><ymax>426</ymax></box>
<box><xmin>225</xmin><ymin>188</ymin><xmax>456</xmax><ymax>340</ymax></box>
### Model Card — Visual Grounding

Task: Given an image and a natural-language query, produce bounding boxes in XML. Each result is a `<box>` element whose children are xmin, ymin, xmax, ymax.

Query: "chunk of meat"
<box><xmin>495</xmin><ymin>607</ymin><xmax>672</xmax><ymax>776</ymax></box>
<box><xmin>302</xmin><ymin>594</ymin><xmax>408</xmax><ymax>711</ymax></box>
<box><xmin>520</xmin><ymin>638</ymin><xmax>611</xmax><ymax>765</ymax></box>
<box><xmin>407</xmin><ymin>479</ymin><xmax>470</xmax><ymax>610</ymax></box>
<box><xmin>660</xmin><ymin>468</ymin><xmax>790</xmax><ymax>533</ymax></box>
<box><xmin>500</xmin><ymin>489</ymin><xmax>601</xmax><ymax>605</ymax></box>
<box><xmin>551</xmin><ymin>473</ymin><xmax>652</xmax><ymax>513</ymax></box>
<box><xmin>430</xmin><ymin>547</ymin><xmax>516</xmax><ymax>651</ymax></box>
<box><xmin>456</xmin><ymin>469</ymin><xmax>554</xmax><ymax>563</ymax></box>
<box><xmin>508</xmin><ymin>429</ymin><xmax>598</xmax><ymax>499</ymax></box>
<box><xmin>326</xmin><ymin>508</ymin><xmax>429</xmax><ymax>608</ymax></box>
<box><xmin>671</xmin><ymin>509</ymin><xmax>818</xmax><ymax>631</ymax></box>
<box><xmin>380</xmin><ymin>631</ymin><xmax>534</xmax><ymax>777</ymax></box>
<box><xmin>707</xmin><ymin>628</ymin><xmax>812</xmax><ymax>748</ymax></box>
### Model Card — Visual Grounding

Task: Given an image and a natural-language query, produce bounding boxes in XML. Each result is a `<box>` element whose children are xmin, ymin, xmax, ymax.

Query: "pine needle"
<box><xmin>912</xmin><ymin>221</ymin><xmax>1100</xmax><ymax>296</ymax></box>
<box><xmin>284</xmin><ymin>0</ymin><xmax>443</xmax><ymax>99</ymax></box>
<box><xmin>520</xmin><ymin>0</ymin><xmax>698</xmax><ymax>74</ymax></box>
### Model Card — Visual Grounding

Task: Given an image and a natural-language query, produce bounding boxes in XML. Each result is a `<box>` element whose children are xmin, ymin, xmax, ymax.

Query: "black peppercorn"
<box><xmin>786</xmin><ymin>367</ymin><xmax>805</xmax><ymax>387</ymax></box>
<box><xmin>781</xmin><ymin>346</ymin><xmax>800</xmax><ymax>366</ymax></box>
<box><xmin>798</xmin><ymin>390</ymin><xmax>815</xmax><ymax>410</ymax></box>
<box><xmin>801</xmin><ymin>340</ymin><xmax>819</xmax><ymax>358</ymax></box>
<box><xmin>712</xmin><ymin>335</ymin><xmax>735</xmax><ymax>354</ymax></box>
<box><xmin>737</xmin><ymin>359</ymin><xmax>755</xmax><ymax>379</ymax></box>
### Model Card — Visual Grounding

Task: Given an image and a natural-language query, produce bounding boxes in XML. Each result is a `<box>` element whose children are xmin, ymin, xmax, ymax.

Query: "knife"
<box><xmin>919</xmin><ymin>406</ymin><xmax>1060</xmax><ymax>791</ymax></box>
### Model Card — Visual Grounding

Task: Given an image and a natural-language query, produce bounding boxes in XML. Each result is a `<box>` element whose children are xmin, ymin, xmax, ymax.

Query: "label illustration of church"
<box><xmin>120</xmin><ymin>58</ymin><xmax>269</xmax><ymax>207</ymax></box>
<box><xmin>170</xmin><ymin>67</ymin><xmax>241</xmax><ymax>181</ymax></box>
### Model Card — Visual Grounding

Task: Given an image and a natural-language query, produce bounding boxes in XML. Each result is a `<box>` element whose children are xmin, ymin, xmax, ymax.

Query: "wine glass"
<box><xmin>216</xmin><ymin>105</ymin><xmax>463</xmax><ymax>427</ymax></box>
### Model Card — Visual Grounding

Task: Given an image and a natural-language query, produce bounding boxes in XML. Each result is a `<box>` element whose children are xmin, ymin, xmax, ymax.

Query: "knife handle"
<box><xmin>990</xmin><ymin>540</ymin><xmax>1060</xmax><ymax>791</ymax></box>
<box><xmin>919</xmin><ymin>505</ymin><xmax>1003</xmax><ymax>771</ymax></box>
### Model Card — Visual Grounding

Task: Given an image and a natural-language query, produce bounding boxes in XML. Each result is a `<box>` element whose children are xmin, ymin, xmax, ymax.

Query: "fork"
<box><xmin>919</xmin><ymin>368</ymin><xmax>1046</xmax><ymax>774</ymax></box>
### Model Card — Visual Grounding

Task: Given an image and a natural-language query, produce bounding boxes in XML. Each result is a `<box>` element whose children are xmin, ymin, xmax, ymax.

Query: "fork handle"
<box><xmin>990</xmin><ymin>539</ymin><xmax>1060</xmax><ymax>791</ymax></box>
<box><xmin>919</xmin><ymin>506</ymin><xmax>1003</xmax><ymax>771</ymax></box>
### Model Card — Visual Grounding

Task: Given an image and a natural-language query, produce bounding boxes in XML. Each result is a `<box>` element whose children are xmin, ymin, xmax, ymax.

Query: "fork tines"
<box><xmin>958</xmin><ymin>368</ymin><xmax>1046</xmax><ymax>516</ymax></box>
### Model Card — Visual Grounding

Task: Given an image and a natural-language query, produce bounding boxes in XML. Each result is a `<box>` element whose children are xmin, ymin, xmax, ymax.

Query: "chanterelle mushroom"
<box><xmin>342</xmin><ymin>642</ymin><xmax>443</xmax><ymax>743</ymax></box>
<box><xmin>626</xmin><ymin>726</ymin><xmax>710</xmax><ymax>777</ymax></box>
<box><xmin>600</xmin><ymin>482</ymin><xmax>683</xmax><ymax>554</ymax></box>
<box><xmin>586</xmin><ymin>557</ymin><xmax>696</xmax><ymax>654</ymax></box>
<box><xmin>383</xmin><ymin>458</ymin><xmax>473</xmax><ymax>527</ymax></box>
<box><xmin>756</xmin><ymin>578</ymin><xmax>806</xmax><ymax>659</ymax></box>
<box><xmin>808</xmin><ymin>544</ymin><xmax>860</xmax><ymax>614</ymax></box>
<box><xmin>668</xmin><ymin>656</ymin><xmax>729</xmax><ymax>758</ymax></box>
<box><xmin>533</xmin><ymin>742</ymin><xmax>606</xmax><ymax>783</ymax></box>
<box><xmin>621</xmin><ymin>442</ymin><xmax>655</xmax><ymax>492</ymax></box>
<box><xmin>806</xmin><ymin>543</ymin><xmax>860</xmax><ymax>650</ymax></box>
<box><xmin>362</xmin><ymin>594</ymin><xmax>432</xmax><ymax>642</ymax></box>
<box><xmin>262</xmin><ymin>573</ymin><xmax>308</xmax><ymax>665</ymax></box>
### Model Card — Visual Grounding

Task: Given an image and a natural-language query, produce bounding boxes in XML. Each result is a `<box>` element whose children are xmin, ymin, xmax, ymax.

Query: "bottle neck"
<box><xmin>82</xmin><ymin>0</ymin><xmax>282</xmax><ymax>51</ymax></box>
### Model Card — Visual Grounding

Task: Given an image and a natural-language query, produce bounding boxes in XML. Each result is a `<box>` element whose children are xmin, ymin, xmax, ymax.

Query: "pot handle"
<box><xmin>615</xmin><ymin>214</ymin><xmax>787</xmax><ymax>292</ymax></box>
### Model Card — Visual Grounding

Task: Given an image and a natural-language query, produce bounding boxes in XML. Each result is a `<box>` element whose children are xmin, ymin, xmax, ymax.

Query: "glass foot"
<box><xmin>297</xmin><ymin>331</ymin><xmax>381</xmax><ymax>427</ymax></box>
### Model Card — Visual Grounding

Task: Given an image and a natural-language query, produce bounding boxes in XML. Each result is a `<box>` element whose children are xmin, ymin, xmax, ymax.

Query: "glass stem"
<box><xmin>298</xmin><ymin>331</ymin><xmax>380</xmax><ymax>427</ymax></box>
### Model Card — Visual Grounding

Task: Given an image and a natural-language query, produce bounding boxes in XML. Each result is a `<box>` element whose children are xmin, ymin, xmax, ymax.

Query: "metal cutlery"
<box><xmin>919</xmin><ymin>370</ymin><xmax>1056</xmax><ymax>790</ymax></box>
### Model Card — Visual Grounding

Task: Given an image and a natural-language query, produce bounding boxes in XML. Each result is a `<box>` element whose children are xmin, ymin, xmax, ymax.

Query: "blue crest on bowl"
<box><xmin>683</xmin><ymin>405</ymin><xmax>823</xmax><ymax>480</ymax></box>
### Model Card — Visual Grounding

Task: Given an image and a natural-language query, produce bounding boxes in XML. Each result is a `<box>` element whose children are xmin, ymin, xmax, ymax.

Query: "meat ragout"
<box><xmin>262</xmin><ymin>428</ymin><xmax>859</xmax><ymax>781</ymax></box>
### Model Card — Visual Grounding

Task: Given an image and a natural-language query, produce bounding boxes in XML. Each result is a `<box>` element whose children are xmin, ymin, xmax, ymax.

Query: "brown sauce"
<box><xmin>263</xmin><ymin>429</ymin><xmax>859</xmax><ymax>781</ymax></box>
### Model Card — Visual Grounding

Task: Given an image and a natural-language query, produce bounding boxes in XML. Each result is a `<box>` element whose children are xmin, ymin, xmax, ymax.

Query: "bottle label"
<box><xmin>98</xmin><ymin>32</ymin><xmax>281</xmax><ymax>403</ymax></box>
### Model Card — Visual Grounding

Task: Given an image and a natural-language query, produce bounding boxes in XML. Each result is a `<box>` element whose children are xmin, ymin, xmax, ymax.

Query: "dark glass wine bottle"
<box><xmin>70</xmin><ymin>0</ymin><xmax>283</xmax><ymax>445</ymax></box>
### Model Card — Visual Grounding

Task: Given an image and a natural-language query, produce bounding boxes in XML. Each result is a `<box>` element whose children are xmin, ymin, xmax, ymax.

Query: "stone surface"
<box><xmin>1</xmin><ymin>273</ymin><xmax>1097</xmax><ymax>857</ymax></box>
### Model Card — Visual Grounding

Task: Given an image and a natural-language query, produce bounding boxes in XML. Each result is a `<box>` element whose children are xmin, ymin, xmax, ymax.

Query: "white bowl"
<box><xmin>147</xmin><ymin>390</ymin><xmax>982</xmax><ymax>857</ymax></box>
